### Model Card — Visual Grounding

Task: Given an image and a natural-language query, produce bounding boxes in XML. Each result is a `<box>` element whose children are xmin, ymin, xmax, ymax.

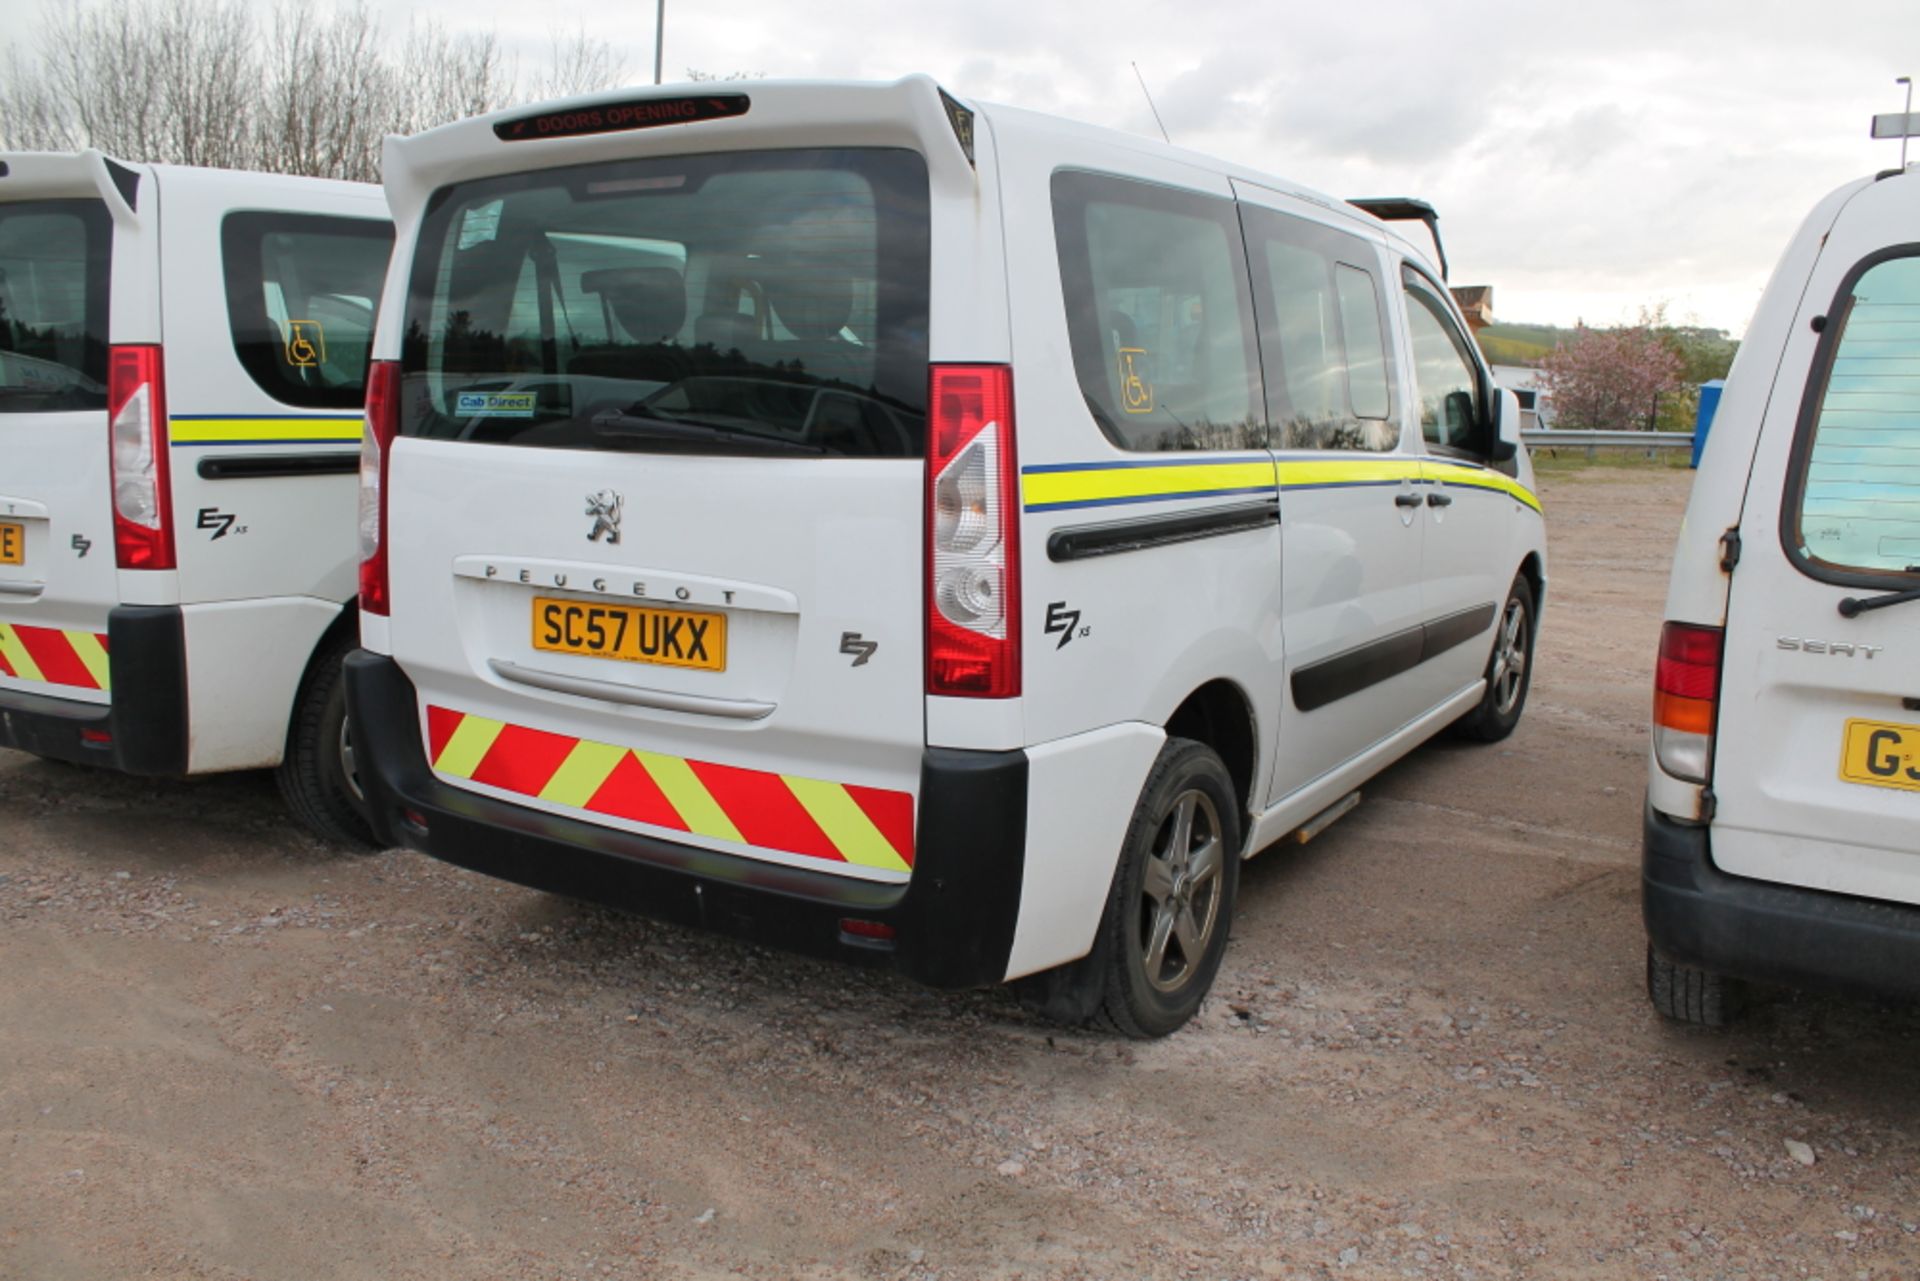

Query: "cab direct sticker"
<box><xmin>456</xmin><ymin>391</ymin><xmax>538</xmax><ymax>418</ymax></box>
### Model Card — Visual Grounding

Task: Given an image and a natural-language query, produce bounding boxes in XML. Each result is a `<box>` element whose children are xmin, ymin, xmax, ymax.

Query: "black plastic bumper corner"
<box><xmin>343</xmin><ymin>650</ymin><xmax>1029</xmax><ymax>989</ymax></box>
<box><xmin>0</xmin><ymin>606</ymin><xmax>188</xmax><ymax>775</ymax></box>
<box><xmin>1643</xmin><ymin>800</ymin><xmax>1920</xmax><ymax>1002</ymax></box>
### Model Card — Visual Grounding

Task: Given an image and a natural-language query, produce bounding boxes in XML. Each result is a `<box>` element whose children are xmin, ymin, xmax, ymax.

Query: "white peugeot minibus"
<box><xmin>347</xmin><ymin>79</ymin><xmax>1547</xmax><ymax>1034</ymax></box>
<box><xmin>0</xmin><ymin>151</ymin><xmax>391</xmax><ymax>845</ymax></box>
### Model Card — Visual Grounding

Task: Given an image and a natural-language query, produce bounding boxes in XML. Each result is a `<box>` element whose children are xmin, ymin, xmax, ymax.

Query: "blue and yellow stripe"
<box><xmin>1022</xmin><ymin>456</ymin><xmax>1278</xmax><ymax>512</ymax></box>
<box><xmin>169</xmin><ymin>414</ymin><xmax>363</xmax><ymax>447</ymax></box>
<box><xmin>1422</xmin><ymin>457</ymin><xmax>1543</xmax><ymax>513</ymax></box>
<box><xmin>1021</xmin><ymin>454</ymin><xmax>1539</xmax><ymax>514</ymax></box>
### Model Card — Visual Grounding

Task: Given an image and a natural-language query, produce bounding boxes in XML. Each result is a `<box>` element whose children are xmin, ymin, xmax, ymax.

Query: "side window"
<box><xmin>1052</xmin><ymin>170</ymin><xmax>1263</xmax><ymax>452</ymax></box>
<box><xmin>1242</xmin><ymin>205</ymin><xmax>1397</xmax><ymax>451</ymax></box>
<box><xmin>1787</xmin><ymin>252</ymin><xmax>1920</xmax><ymax>582</ymax></box>
<box><xmin>1402</xmin><ymin>270</ymin><xmax>1484</xmax><ymax>454</ymax></box>
<box><xmin>222</xmin><ymin>212</ymin><xmax>395</xmax><ymax>410</ymax></box>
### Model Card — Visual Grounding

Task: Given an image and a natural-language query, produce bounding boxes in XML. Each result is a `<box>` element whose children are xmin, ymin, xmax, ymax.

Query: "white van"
<box><xmin>0</xmin><ymin>151</ymin><xmax>392</xmax><ymax>845</ymax></box>
<box><xmin>1645</xmin><ymin>147</ymin><xmax>1920</xmax><ymax>1024</ymax></box>
<box><xmin>346</xmin><ymin>78</ymin><xmax>1547</xmax><ymax>1035</ymax></box>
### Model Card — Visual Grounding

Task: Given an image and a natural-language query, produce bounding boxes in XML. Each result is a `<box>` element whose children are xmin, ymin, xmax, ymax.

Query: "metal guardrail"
<box><xmin>1521</xmin><ymin>429</ymin><xmax>1693</xmax><ymax>457</ymax></box>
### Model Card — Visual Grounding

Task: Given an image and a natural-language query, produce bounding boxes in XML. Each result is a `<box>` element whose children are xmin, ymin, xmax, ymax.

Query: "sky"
<box><xmin>6</xmin><ymin>0</ymin><xmax>1917</xmax><ymax>336</ymax></box>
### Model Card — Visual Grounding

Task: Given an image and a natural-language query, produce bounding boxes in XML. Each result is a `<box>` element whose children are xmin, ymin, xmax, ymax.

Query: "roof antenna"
<box><xmin>1132</xmin><ymin>62</ymin><xmax>1171</xmax><ymax>145</ymax></box>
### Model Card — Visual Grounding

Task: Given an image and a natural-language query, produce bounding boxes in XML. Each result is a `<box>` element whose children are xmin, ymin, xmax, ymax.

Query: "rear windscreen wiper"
<box><xmin>588</xmin><ymin>410</ymin><xmax>826</xmax><ymax>455</ymax></box>
<box><xmin>1838</xmin><ymin>567</ymin><xmax>1920</xmax><ymax>617</ymax></box>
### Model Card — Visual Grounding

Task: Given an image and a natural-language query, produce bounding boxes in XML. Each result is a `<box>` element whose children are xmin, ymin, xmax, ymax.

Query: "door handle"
<box><xmin>1394</xmin><ymin>492</ymin><xmax>1423</xmax><ymax>509</ymax></box>
<box><xmin>1426</xmin><ymin>491</ymin><xmax>1453</xmax><ymax>508</ymax></box>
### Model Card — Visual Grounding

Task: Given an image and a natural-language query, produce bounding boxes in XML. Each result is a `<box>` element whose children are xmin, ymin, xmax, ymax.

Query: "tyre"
<box><xmin>1052</xmin><ymin>737</ymin><xmax>1242</xmax><ymax>1038</ymax></box>
<box><xmin>276</xmin><ymin>632</ymin><xmax>379</xmax><ymax>850</ymax></box>
<box><xmin>1453</xmin><ymin>571</ymin><xmax>1536</xmax><ymax>743</ymax></box>
<box><xmin>1646</xmin><ymin>943</ymin><xmax>1739</xmax><ymax>1027</ymax></box>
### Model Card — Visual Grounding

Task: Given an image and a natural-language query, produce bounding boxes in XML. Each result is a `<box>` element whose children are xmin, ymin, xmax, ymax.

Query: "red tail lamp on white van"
<box><xmin>107</xmin><ymin>344</ymin><xmax>176</xmax><ymax>570</ymax></box>
<box><xmin>358</xmin><ymin>359</ymin><xmax>401</xmax><ymax>616</ymax></box>
<box><xmin>1653</xmin><ymin>622</ymin><xmax>1722</xmax><ymax>784</ymax></box>
<box><xmin>926</xmin><ymin>364</ymin><xmax>1020</xmax><ymax>698</ymax></box>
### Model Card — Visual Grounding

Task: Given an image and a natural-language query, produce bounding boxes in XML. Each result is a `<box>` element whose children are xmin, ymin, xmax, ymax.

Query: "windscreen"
<box><xmin>0</xmin><ymin>198</ymin><xmax>111</xmax><ymax>413</ymax></box>
<box><xmin>400</xmin><ymin>148</ymin><xmax>930</xmax><ymax>457</ymax></box>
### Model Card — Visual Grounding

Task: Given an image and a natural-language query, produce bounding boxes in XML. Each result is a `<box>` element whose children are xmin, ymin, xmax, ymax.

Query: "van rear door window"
<box><xmin>0</xmin><ymin>199</ymin><xmax>111</xmax><ymax>413</ymax></box>
<box><xmin>1052</xmin><ymin>171</ymin><xmax>1264</xmax><ymax>452</ymax></box>
<box><xmin>399</xmin><ymin>148</ymin><xmax>930</xmax><ymax>458</ymax></box>
<box><xmin>1788</xmin><ymin>252</ymin><xmax>1920</xmax><ymax>583</ymax></box>
<box><xmin>222</xmin><ymin>213</ymin><xmax>394</xmax><ymax>410</ymax></box>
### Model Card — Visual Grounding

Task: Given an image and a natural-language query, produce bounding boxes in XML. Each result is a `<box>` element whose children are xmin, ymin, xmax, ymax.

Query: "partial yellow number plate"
<box><xmin>0</xmin><ymin>521</ymin><xmax>22</xmax><ymax>566</ymax></box>
<box><xmin>1839</xmin><ymin>718</ymin><xmax>1920</xmax><ymax>793</ymax></box>
<box><xmin>531</xmin><ymin>597</ymin><xmax>725</xmax><ymax>672</ymax></box>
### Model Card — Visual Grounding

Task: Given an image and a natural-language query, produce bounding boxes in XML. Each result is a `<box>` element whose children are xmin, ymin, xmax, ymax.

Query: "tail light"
<box><xmin>1654</xmin><ymin>622</ymin><xmax>1723</xmax><ymax>783</ymax></box>
<box><xmin>358</xmin><ymin>360</ymin><xmax>401</xmax><ymax>616</ymax></box>
<box><xmin>926</xmin><ymin>364</ymin><xmax>1020</xmax><ymax>698</ymax></box>
<box><xmin>107</xmin><ymin>345</ymin><xmax>175</xmax><ymax>570</ymax></box>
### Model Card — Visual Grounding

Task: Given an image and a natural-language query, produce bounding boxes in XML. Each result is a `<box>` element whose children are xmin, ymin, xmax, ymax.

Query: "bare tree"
<box><xmin>0</xmin><ymin>0</ymin><xmax>626</xmax><ymax>181</ymax></box>
<box><xmin>2</xmin><ymin>0</ymin><xmax>258</xmax><ymax>169</ymax></box>
<box><xmin>258</xmin><ymin>2</ymin><xmax>394</xmax><ymax>182</ymax></box>
<box><xmin>531</xmin><ymin>26</ymin><xmax>629</xmax><ymax>102</ymax></box>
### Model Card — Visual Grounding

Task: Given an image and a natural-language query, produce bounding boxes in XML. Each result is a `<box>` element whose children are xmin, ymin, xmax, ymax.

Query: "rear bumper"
<box><xmin>1643</xmin><ymin>800</ymin><xmax>1920</xmax><ymax>1001</ymax></box>
<box><xmin>0</xmin><ymin>606</ymin><xmax>188</xmax><ymax>775</ymax></box>
<box><xmin>344</xmin><ymin>651</ymin><xmax>1029</xmax><ymax>989</ymax></box>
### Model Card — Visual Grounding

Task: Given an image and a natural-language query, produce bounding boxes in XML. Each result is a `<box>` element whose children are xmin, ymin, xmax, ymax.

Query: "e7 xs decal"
<box><xmin>196</xmin><ymin>507</ymin><xmax>246</xmax><ymax>540</ymax></box>
<box><xmin>1045</xmin><ymin>600</ymin><xmax>1088</xmax><ymax>650</ymax></box>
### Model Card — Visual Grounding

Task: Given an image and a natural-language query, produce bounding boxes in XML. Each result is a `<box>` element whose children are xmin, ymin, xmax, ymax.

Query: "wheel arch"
<box><xmin>1518</xmin><ymin>551</ymin><xmax>1546</xmax><ymax>613</ymax></box>
<box><xmin>287</xmin><ymin>598</ymin><xmax>360</xmax><ymax>720</ymax></box>
<box><xmin>1162</xmin><ymin>678</ymin><xmax>1260</xmax><ymax>833</ymax></box>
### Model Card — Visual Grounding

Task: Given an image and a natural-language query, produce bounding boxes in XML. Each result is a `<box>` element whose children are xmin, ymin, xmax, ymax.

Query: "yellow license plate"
<box><xmin>0</xmin><ymin>521</ymin><xmax>21</xmax><ymax>566</ymax></box>
<box><xmin>1839</xmin><ymin>718</ymin><xmax>1920</xmax><ymax>793</ymax></box>
<box><xmin>531</xmin><ymin>597</ymin><xmax>725</xmax><ymax>672</ymax></box>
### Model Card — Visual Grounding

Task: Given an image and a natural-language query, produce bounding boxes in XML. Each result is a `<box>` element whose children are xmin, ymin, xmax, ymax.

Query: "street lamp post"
<box><xmin>654</xmin><ymin>0</ymin><xmax>665</xmax><ymax>86</ymax></box>
<box><xmin>1896</xmin><ymin>77</ymin><xmax>1912</xmax><ymax>169</ymax></box>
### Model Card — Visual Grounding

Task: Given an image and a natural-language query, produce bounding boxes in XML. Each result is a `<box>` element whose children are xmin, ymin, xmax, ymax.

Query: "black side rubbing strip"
<box><xmin>1048</xmin><ymin>498</ymin><xmax>1280</xmax><ymax>563</ymax></box>
<box><xmin>197</xmin><ymin>452</ymin><xmax>359</xmax><ymax>481</ymax></box>
<box><xmin>1291</xmin><ymin>602</ymin><xmax>1497</xmax><ymax>713</ymax></box>
<box><xmin>104</xmin><ymin>159</ymin><xmax>140</xmax><ymax>212</ymax></box>
<box><xmin>1421</xmin><ymin>602</ymin><xmax>1497</xmax><ymax>662</ymax></box>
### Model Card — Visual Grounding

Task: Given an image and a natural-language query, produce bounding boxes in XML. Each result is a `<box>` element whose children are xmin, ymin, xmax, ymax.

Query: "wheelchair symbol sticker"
<box><xmin>1118</xmin><ymin>346</ymin><xmax>1153</xmax><ymax>414</ymax></box>
<box><xmin>285</xmin><ymin>320</ymin><xmax>326</xmax><ymax>369</ymax></box>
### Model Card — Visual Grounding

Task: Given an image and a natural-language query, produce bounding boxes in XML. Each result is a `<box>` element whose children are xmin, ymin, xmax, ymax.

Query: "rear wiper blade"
<box><xmin>588</xmin><ymin>410</ymin><xmax>826</xmax><ymax>455</ymax></box>
<box><xmin>1839</xmin><ymin>568</ymin><xmax>1920</xmax><ymax>617</ymax></box>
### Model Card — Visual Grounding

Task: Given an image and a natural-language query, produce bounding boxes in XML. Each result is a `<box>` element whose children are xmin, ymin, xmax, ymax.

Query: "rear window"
<box><xmin>0</xmin><ymin>199</ymin><xmax>111</xmax><ymax>413</ymax></box>
<box><xmin>400</xmin><ymin>148</ymin><xmax>930</xmax><ymax>458</ymax></box>
<box><xmin>1787</xmin><ymin>250</ymin><xmax>1920</xmax><ymax>583</ymax></box>
<box><xmin>222</xmin><ymin>212</ymin><xmax>394</xmax><ymax>409</ymax></box>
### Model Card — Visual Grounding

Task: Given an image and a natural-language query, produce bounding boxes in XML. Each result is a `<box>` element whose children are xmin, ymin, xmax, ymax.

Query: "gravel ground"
<box><xmin>4</xmin><ymin>466</ymin><xmax>1918</xmax><ymax>1281</ymax></box>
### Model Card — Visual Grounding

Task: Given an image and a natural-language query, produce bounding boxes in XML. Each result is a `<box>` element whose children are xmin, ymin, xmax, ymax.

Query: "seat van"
<box><xmin>1645</xmin><ymin>146</ymin><xmax>1920</xmax><ymax>1023</ymax></box>
<box><xmin>0</xmin><ymin>151</ymin><xmax>392</xmax><ymax>844</ymax></box>
<box><xmin>347</xmin><ymin>78</ymin><xmax>1547</xmax><ymax>1035</ymax></box>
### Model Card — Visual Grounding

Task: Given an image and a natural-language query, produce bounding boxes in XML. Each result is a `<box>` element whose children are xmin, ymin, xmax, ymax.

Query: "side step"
<box><xmin>1289</xmin><ymin>790</ymin><xmax>1361</xmax><ymax>845</ymax></box>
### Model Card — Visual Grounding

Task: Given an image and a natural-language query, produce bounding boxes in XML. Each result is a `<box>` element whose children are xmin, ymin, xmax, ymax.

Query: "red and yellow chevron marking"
<box><xmin>424</xmin><ymin>706</ymin><xmax>916</xmax><ymax>874</ymax></box>
<box><xmin>0</xmin><ymin>623</ymin><xmax>111</xmax><ymax>692</ymax></box>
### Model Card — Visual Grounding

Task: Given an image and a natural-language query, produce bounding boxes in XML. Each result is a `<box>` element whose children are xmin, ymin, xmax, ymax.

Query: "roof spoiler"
<box><xmin>0</xmin><ymin>149</ymin><xmax>142</xmax><ymax>228</ymax></box>
<box><xmin>1348</xmin><ymin>197</ymin><xmax>1447</xmax><ymax>281</ymax></box>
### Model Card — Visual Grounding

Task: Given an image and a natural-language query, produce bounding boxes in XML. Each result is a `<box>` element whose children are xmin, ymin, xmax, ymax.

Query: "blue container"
<box><xmin>1691</xmin><ymin>379</ymin><xmax>1726</xmax><ymax>469</ymax></box>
